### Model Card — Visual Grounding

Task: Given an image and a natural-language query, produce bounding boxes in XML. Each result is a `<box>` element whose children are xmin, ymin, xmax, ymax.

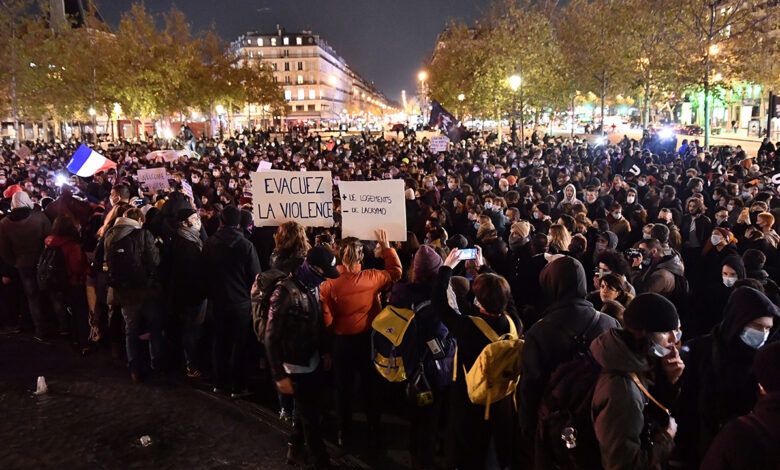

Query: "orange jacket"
<box><xmin>320</xmin><ymin>247</ymin><xmax>402</xmax><ymax>335</ymax></box>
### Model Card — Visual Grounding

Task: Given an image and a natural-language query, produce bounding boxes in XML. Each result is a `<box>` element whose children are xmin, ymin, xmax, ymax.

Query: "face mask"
<box><xmin>651</xmin><ymin>342</ymin><xmax>673</xmax><ymax>358</ymax></box>
<box><xmin>726</xmin><ymin>204</ymin><xmax>734</xmax><ymax>211</ymax></box>
<box><xmin>468</xmin><ymin>213</ymin><xmax>477</xmax><ymax>221</ymax></box>
<box><xmin>448</xmin><ymin>182</ymin><xmax>457</xmax><ymax>191</ymax></box>
<box><xmin>638</xmin><ymin>181</ymin><xmax>646</xmax><ymax>187</ymax></box>
<box><xmin>586</xmin><ymin>195</ymin><xmax>596</xmax><ymax>203</ymax></box>
<box><xmin>425</xmin><ymin>181</ymin><xmax>434</xmax><ymax>189</ymax></box>
<box><xmin>533</xmin><ymin>212</ymin><xmax>541</xmax><ymax>220</ymax></box>
<box><xmin>740</xmin><ymin>327</ymin><xmax>769</xmax><ymax>349</ymax></box>
<box><xmin>612</xmin><ymin>212</ymin><xmax>622</xmax><ymax>220</ymax></box>
<box><xmin>191</xmin><ymin>218</ymin><xmax>202</xmax><ymax>231</ymax></box>
<box><xmin>627</xmin><ymin>196</ymin><xmax>635</xmax><ymax>204</ymax></box>
<box><xmin>722</xmin><ymin>276</ymin><xmax>737</xmax><ymax>287</ymax></box>
<box><xmin>742</xmin><ymin>191</ymin><xmax>751</xmax><ymax>198</ymax></box>
<box><xmin>643</xmin><ymin>233</ymin><xmax>652</xmax><ymax>240</ymax></box>
<box><xmin>711</xmin><ymin>235</ymin><xmax>722</xmax><ymax>246</ymax></box>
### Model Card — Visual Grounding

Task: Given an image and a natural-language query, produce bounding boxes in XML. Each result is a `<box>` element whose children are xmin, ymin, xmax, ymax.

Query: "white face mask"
<box><xmin>651</xmin><ymin>342</ymin><xmax>673</xmax><ymax>358</ymax></box>
<box><xmin>711</xmin><ymin>235</ymin><xmax>722</xmax><ymax>246</ymax></box>
<box><xmin>643</xmin><ymin>233</ymin><xmax>652</xmax><ymax>240</ymax></box>
<box><xmin>626</xmin><ymin>196</ymin><xmax>635</xmax><ymax>204</ymax></box>
<box><xmin>612</xmin><ymin>212</ymin><xmax>622</xmax><ymax>220</ymax></box>
<box><xmin>722</xmin><ymin>276</ymin><xmax>737</xmax><ymax>287</ymax></box>
<box><xmin>739</xmin><ymin>327</ymin><xmax>769</xmax><ymax>349</ymax></box>
<box><xmin>638</xmin><ymin>181</ymin><xmax>646</xmax><ymax>187</ymax></box>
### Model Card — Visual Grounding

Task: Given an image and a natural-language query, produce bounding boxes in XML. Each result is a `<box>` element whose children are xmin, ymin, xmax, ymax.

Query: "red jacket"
<box><xmin>320</xmin><ymin>248</ymin><xmax>402</xmax><ymax>335</ymax></box>
<box><xmin>44</xmin><ymin>235</ymin><xmax>89</xmax><ymax>286</ymax></box>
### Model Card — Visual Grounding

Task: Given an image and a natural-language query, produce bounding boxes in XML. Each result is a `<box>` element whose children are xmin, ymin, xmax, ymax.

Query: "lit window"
<box><xmin>271</xmin><ymin>63</ymin><xmax>277</xmax><ymax>71</ymax></box>
<box><xmin>297</xmin><ymin>75</ymin><xmax>303</xmax><ymax>84</ymax></box>
<box><xmin>298</xmin><ymin>89</ymin><xmax>305</xmax><ymax>100</ymax></box>
<box><xmin>284</xmin><ymin>90</ymin><xmax>292</xmax><ymax>101</ymax></box>
<box><xmin>258</xmin><ymin>38</ymin><xmax>263</xmax><ymax>46</ymax></box>
<box><xmin>309</xmin><ymin>89</ymin><xmax>316</xmax><ymax>100</ymax></box>
<box><xmin>296</xmin><ymin>37</ymin><xmax>302</xmax><ymax>45</ymax></box>
<box><xmin>283</xmin><ymin>37</ymin><xmax>289</xmax><ymax>45</ymax></box>
<box><xmin>249</xmin><ymin>51</ymin><xmax>254</xmax><ymax>58</ymax></box>
<box><xmin>271</xmin><ymin>37</ymin><xmax>277</xmax><ymax>46</ymax></box>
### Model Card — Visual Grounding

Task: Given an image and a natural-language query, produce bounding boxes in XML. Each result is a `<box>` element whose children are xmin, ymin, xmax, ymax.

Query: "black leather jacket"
<box><xmin>264</xmin><ymin>276</ymin><xmax>328</xmax><ymax>381</ymax></box>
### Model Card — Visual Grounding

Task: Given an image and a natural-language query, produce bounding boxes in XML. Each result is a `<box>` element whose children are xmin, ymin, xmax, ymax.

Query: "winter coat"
<box><xmin>265</xmin><ymin>274</ymin><xmax>327</xmax><ymax>381</ymax></box>
<box><xmin>202</xmin><ymin>226</ymin><xmax>261</xmax><ymax>309</ymax></box>
<box><xmin>630</xmin><ymin>253</ymin><xmax>684</xmax><ymax>297</ymax></box>
<box><xmin>699</xmin><ymin>392</ymin><xmax>780</xmax><ymax>470</ymax></box>
<box><xmin>590</xmin><ymin>329</ymin><xmax>676</xmax><ymax>470</ymax></box>
<box><xmin>0</xmin><ymin>207</ymin><xmax>51</xmax><ymax>269</ymax></box>
<box><xmin>478</xmin><ymin>235</ymin><xmax>509</xmax><ymax>278</ymax></box>
<box><xmin>518</xmin><ymin>257</ymin><xmax>621</xmax><ymax>436</ymax></box>
<box><xmin>269</xmin><ymin>248</ymin><xmax>305</xmax><ymax>275</ymax></box>
<box><xmin>44</xmin><ymin>234</ymin><xmax>89</xmax><ymax>286</ymax></box>
<box><xmin>676</xmin><ymin>287</ymin><xmax>780</xmax><ymax>469</ymax></box>
<box><xmin>100</xmin><ymin>217</ymin><xmax>160</xmax><ymax>304</ymax></box>
<box><xmin>320</xmin><ymin>247</ymin><xmax>402</xmax><ymax>335</ymax></box>
<box><xmin>680</xmin><ymin>214</ymin><xmax>713</xmax><ymax>248</ymax></box>
<box><xmin>168</xmin><ymin>230</ymin><xmax>205</xmax><ymax>305</ymax></box>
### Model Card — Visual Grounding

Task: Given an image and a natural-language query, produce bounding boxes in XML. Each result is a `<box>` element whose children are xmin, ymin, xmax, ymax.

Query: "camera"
<box><xmin>624</xmin><ymin>248</ymin><xmax>643</xmax><ymax>260</ymax></box>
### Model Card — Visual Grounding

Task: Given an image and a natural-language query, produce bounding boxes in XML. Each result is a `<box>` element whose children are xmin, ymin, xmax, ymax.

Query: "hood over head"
<box><xmin>720</xmin><ymin>286</ymin><xmax>779</xmax><ymax>343</ymax></box>
<box><xmin>540</xmin><ymin>255</ymin><xmax>587</xmax><ymax>301</ymax></box>
<box><xmin>590</xmin><ymin>328</ymin><xmax>649</xmax><ymax>373</ymax></box>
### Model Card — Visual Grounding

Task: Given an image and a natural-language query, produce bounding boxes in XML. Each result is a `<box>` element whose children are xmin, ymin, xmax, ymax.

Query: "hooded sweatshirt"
<box><xmin>676</xmin><ymin>287</ymin><xmax>780</xmax><ymax>468</ymax></box>
<box><xmin>518</xmin><ymin>256</ymin><xmax>621</xmax><ymax>434</ymax></box>
<box><xmin>202</xmin><ymin>226</ymin><xmax>261</xmax><ymax>308</ymax></box>
<box><xmin>590</xmin><ymin>329</ymin><xmax>675</xmax><ymax>470</ymax></box>
<box><xmin>102</xmin><ymin>217</ymin><xmax>160</xmax><ymax>298</ymax></box>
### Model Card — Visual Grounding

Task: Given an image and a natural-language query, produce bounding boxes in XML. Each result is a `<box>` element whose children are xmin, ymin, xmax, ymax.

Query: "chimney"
<box><xmin>276</xmin><ymin>25</ymin><xmax>284</xmax><ymax>36</ymax></box>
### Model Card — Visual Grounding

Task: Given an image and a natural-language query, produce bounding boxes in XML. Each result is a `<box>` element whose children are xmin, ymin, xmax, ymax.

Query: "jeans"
<box><xmin>47</xmin><ymin>285</ymin><xmax>90</xmax><ymax>346</ymax></box>
<box><xmin>289</xmin><ymin>368</ymin><xmax>329</xmax><ymax>466</ymax></box>
<box><xmin>121</xmin><ymin>297</ymin><xmax>163</xmax><ymax>375</ymax></box>
<box><xmin>212</xmin><ymin>304</ymin><xmax>252</xmax><ymax>392</ymax></box>
<box><xmin>18</xmin><ymin>267</ymin><xmax>46</xmax><ymax>337</ymax></box>
<box><xmin>332</xmin><ymin>333</ymin><xmax>381</xmax><ymax>435</ymax></box>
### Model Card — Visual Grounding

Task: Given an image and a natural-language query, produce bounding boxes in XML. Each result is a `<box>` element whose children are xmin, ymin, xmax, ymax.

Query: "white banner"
<box><xmin>137</xmin><ymin>168</ymin><xmax>170</xmax><ymax>192</ymax></box>
<box><xmin>430</xmin><ymin>136</ymin><xmax>450</xmax><ymax>153</ymax></box>
<box><xmin>250</xmin><ymin>170</ymin><xmax>334</xmax><ymax>227</ymax></box>
<box><xmin>339</xmin><ymin>179</ymin><xmax>407</xmax><ymax>241</ymax></box>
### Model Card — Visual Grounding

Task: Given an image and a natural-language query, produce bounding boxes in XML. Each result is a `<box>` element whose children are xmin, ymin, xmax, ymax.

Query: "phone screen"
<box><xmin>457</xmin><ymin>248</ymin><xmax>477</xmax><ymax>260</ymax></box>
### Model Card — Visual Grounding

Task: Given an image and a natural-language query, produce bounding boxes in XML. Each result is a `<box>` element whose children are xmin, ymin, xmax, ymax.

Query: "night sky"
<box><xmin>96</xmin><ymin>0</ymin><xmax>489</xmax><ymax>103</ymax></box>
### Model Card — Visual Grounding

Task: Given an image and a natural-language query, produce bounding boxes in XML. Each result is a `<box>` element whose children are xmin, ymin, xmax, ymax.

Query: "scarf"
<box><xmin>177</xmin><ymin>225</ymin><xmax>203</xmax><ymax>250</ymax></box>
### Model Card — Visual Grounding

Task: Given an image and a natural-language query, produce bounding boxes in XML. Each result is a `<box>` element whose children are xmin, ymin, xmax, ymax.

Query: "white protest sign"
<box><xmin>430</xmin><ymin>136</ymin><xmax>450</xmax><ymax>153</ymax></box>
<box><xmin>338</xmin><ymin>179</ymin><xmax>407</xmax><ymax>241</ymax></box>
<box><xmin>181</xmin><ymin>180</ymin><xmax>194</xmax><ymax>202</ymax></box>
<box><xmin>137</xmin><ymin>168</ymin><xmax>170</xmax><ymax>192</ymax></box>
<box><xmin>258</xmin><ymin>160</ymin><xmax>273</xmax><ymax>171</ymax></box>
<box><xmin>250</xmin><ymin>170</ymin><xmax>333</xmax><ymax>227</ymax></box>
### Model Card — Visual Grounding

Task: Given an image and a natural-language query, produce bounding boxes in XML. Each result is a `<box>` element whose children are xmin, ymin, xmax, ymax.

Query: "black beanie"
<box><xmin>220</xmin><ymin>205</ymin><xmax>241</xmax><ymax>227</ymax></box>
<box><xmin>177</xmin><ymin>208</ymin><xmax>197</xmax><ymax>222</ymax></box>
<box><xmin>752</xmin><ymin>341</ymin><xmax>780</xmax><ymax>393</ymax></box>
<box><xmin>623</xmin><ymin>293</ymin><xmax>679</xmax><ymax>332</ymax></box>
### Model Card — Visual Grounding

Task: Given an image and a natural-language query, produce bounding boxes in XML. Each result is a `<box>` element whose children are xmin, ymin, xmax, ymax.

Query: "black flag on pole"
<box><xmin>429</xmin><ymin>100</ymin><xmax>464</xmax><ymax>142</ymax></box>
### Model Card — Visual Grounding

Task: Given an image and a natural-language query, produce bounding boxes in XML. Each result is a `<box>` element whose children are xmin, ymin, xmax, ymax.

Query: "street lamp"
<box><xmin>418</xmin><ymin>71</ymin><xmax>428</xmax><ymax>123</ymax></box>
<box><xmin>509</xmin><ymin>75</ymin><xmax>523</xmax><ymax>146</ymax></box>
<box><xmin>88</xmin><ymin>107</ymin><xmax>97</xmax><ymax>143</ymax></box>
<box><xmin>458</xmin><ymin>93</ymin><xmax>465</xmax><ymax>122</ymax></box>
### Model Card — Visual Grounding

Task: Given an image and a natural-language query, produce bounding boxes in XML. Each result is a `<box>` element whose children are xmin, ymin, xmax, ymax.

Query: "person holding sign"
<box><xmin>319</xmin><ymin>229</ymin><xmax>402</xmax><ymax>451</ymax></box>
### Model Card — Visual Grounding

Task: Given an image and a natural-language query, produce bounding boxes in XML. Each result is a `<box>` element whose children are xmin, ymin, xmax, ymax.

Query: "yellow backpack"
<box><xmin>462</xmin><ymin>315</ymin><xmax>524</xmax><ymax>420</ymax></box>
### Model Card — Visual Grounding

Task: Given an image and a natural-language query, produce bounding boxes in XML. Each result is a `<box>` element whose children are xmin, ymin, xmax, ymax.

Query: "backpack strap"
<box><xmin>581</xmin><ymin>311</ymin><xmax>602</xmax><ymax>339</ymax></box>
<box><xmin>412</xmin><ymin>299</ymin><xmax>432</xmax><ymax>313</ymax></box>
<box><xmin>629</xmin><ymin>372</ymin><xmax>671</xmax><ymax>416</ymax></box>
<box><xmin>469</xmin><ymin>314</ymin><xmax>518</xmax><ymax>343</ymax></box>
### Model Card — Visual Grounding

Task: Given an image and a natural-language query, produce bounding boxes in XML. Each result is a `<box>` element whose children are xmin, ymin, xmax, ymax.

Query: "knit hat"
<box><xmin>177</xmin><ymin>208</ymin><xmax>197</xmax><ymax>222</ymax></box>
<box><xmin>752</xmin><ymin>341</ymin><xmax>780</xmax><ymax>393</ymax></box>
<box><xmin>413</xmin><ymin>245</ymin><xmax>443</xmax><ymax>283</ymax></box>
<box><xmin>511</xmin><ymin>221</ymin><xmax>532</xmax><ymax>239</ymax></box>
<box><xmin>11</xmin><ymin>191</ymin><xmax>33</xmax><ymax>209</ymax></box>
<box><xmin>623</xmin><ymin>293</ymin><xmax>679</xmax><ymax>332</ymax></box>
<box><xmin>405</xmin><ymin>188</ymin><xmax>415</xmax><ymax>200</ymax></box>
<box><xmin>4</xmin><ymin>184</ymin><xmax>23</xmax><ymax>200</ymax></box>
<box><xmin>220</xmin><ymin>205</ymin><xmax>241</xmax><ymax>227</ymax></box>
<box><xmin>537</xmin><ymin>202</ymin><xmax>551</xmax><ymax>216</ymax></box>
<box><xmin>306</xmin><ymin>245</ymin><xmax>340</xmax><ymax>279</ymax></box>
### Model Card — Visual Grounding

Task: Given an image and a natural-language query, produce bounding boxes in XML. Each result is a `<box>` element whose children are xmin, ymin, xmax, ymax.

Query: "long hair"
<box><xmin>340</xmin><ymin>237</ymin><xmax>364</xmax><ymax>271</ymax></box>
<box><xmin>274</xmin><ymin>221</ymin><xmax>310</xmax><ymax>257</ymax></box>
<box><xmin>549</xmin><ymin>224</ymin><xmax>572</xmax><ymax>253</ymax></box>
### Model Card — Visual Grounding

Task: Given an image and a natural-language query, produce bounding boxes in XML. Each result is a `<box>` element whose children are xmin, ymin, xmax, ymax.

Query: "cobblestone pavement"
<box><xmin>0</xmin><ymin>334</ymin><xmax>321</xmax><ymax>470</ymax></box>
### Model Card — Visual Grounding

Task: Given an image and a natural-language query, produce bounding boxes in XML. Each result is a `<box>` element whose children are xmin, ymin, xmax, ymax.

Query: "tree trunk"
<box><xmin>496</xmin><ymin>102</ymin><xmax>502</xmax><ymax>144</ymax></box>
<box><xmin>643</xmin><ymin>80</ymin><xmax>651</xmax><ymax>129</ymax></box>
<box><xmin>601</xmin><ymin>71</ymin><xmax>607</xmax><ymax>136</ymax></box>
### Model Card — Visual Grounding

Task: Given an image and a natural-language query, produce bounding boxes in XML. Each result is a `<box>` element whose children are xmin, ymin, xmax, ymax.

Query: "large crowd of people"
<box><xmin>0</xmin><ymin>127</ymin><xmax>779</xmax><ymax>470</ymax></box>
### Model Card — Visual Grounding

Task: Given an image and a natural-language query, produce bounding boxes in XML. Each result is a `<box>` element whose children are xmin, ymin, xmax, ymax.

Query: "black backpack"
<box><xmin>668</xmin><ymin>272</ymin><xmax>690</xmax><ymax>313</ymax></box>
<box><xmin>535</xmin><ymin>312</ymin><xmax>605</xmax><ymax>470</ymax></box>
<box><xmin>106</xmin><ymin>230</ymin><xmax>147</xmax><ymax>289</ymax></box>
<box><xmin>251</xmin><ymin>269</ymin><xmax>289</xmax><ymax>343</ymax></box>
<box><xmin>37</xmin><ymin>246</ymin><xmax>70</xmax><ymax>291</ymax></box>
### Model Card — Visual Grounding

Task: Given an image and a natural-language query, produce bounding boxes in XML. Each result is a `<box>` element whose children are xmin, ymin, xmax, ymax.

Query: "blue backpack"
<box><xmin>371</xmin><ymin>300</ymin><xmax>456</xmax><ymax>391</ymax></box>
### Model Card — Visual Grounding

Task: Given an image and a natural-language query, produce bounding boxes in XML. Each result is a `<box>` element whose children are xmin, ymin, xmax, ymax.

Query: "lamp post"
<box><xmin>418</xmin><ymin>71</ymin><xmax>428</xmax><ymax>124</ymax></box>
<box><xmin>457</xmin><ymin>93</ymin><xmax>465</xmax><ymax>122</ymax></box>
<box><xmin>509</xmin><ymin>75</ymin><xmax>522</xmax><ymax>146</ymax></box>
<box><xmin>88</xmin><ymin>107</ymin><xmax>96</xmax><ymax>143</ymax></box>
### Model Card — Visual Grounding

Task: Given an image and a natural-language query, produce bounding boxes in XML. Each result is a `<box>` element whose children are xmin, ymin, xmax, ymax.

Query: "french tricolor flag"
<box><xmin>66</xmin><ymin>144</ymin><xmax>117</xmax><ymax>177</ymax></box>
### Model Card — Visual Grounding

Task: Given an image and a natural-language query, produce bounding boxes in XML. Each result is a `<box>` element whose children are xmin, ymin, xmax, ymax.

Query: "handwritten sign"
<box><xmin>338</xmin><ymin>179</ymin><xmax>406</xmax><ymax>241</ymax></box>
<box><xmin>258</xmin><ymin>160</ymin><xmax>273</xmax><ymax>171</ymax></box>
<box><xmin>430</xmin><ymin>136</ymin><xmax>450</xmax><ymax>153</ymax></box>
<box><xmin>181</xmin><ymin>180</ymin><xmax>194</xmax><ymax>202</ymax></box>
<box><xmin>250</xmin><ymin>170</ymin><xmax>333</xmax><ymax>227</ymax></box>
<box><xmin>137</xmin><ymin>168</ymin><xmax>170</xmax><ymax>192</ymax></box>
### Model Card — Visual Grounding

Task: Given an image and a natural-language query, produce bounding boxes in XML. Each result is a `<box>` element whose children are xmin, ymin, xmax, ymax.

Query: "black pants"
<box><xmin>409</xmin><ymin>388</ymin><xmax>448</xmax><ymax>467</ymax></box>
<box><xmin>450</xmin><ymin>387</ymin><xmax>515</xmax><ymax>470</ymax></box>
<box><xmin>48</xmin><ymin>285</ymin><xmax>90</xmax><ymax>346</ymax></box>
<box><xmin>332</xmin><ymin>333</ymin><xmax>380</xmax><ymax>434</ymax></box>
<box><xmin>289</xmin><ymin>367</ymin><xmax>328</xmax><ymax>466</ymax></box>
<box><xmin>212</xmin><ymin>304</ymin><xmax>252</xmax><ymax>392</ymax></box>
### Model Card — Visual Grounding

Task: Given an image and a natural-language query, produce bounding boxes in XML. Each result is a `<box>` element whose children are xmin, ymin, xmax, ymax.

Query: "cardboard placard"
<box><xmin>430</xmin><ymin>136</ymin><xmax>450</xmax><ymax>153</ymax></box>
<box><xmin>250</xmin><ymin>170</ymin><xmax>333</xmax><ymax>227</ymax></box>
<box><xmin>338</xmin><ymin>179</ymin><xmax>406</xmax><ymax>241</ymax></box>
<box><xmin>137</xmin><ymin>168</ymin><xmax>170</xmax><ymax>192</ymax></box>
